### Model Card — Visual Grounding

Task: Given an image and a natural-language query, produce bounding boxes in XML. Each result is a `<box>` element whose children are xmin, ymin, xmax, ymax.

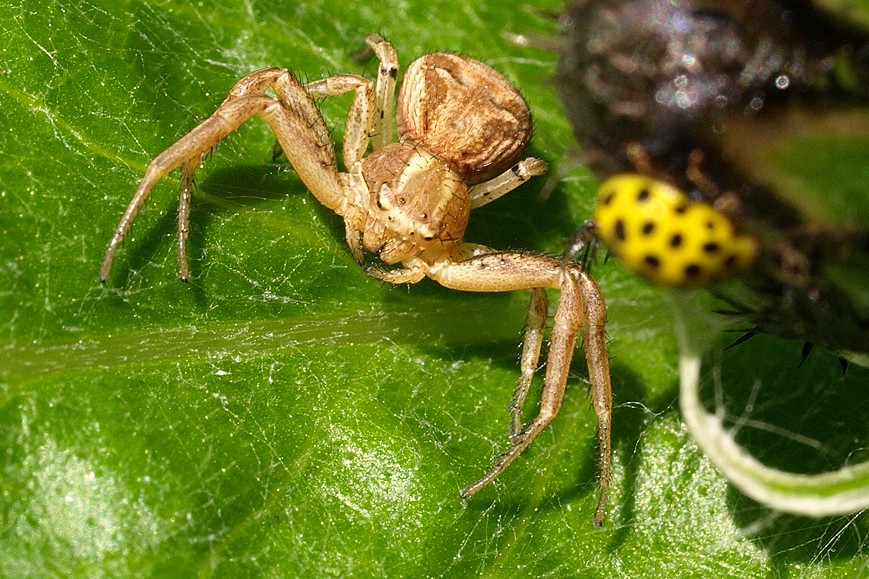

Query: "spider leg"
<box><xmin>100</xmin><ymin>92</ymin><xmax>292</xmax><ymax>281</ymax></box>
<box><xmin>363</xmin><ymin>33</ymin><xmax>399</xmax><ymax>149</ymax></box>
<box><xmin>575</xmin><ymin>268</ymin><xmax>611</xmax><ymax>526</ymax></box>
<box><xmin>468</xmin><ymin>157</ymin><xmax>547</xmax><ymax>208</ymax></box>
<box><xmin>444</xmin><ymin>256</ymin><xmax>579</xmax><ymax>498</ymax></box>
<box><xmin>102</xmin><ymin>67</ymin><xmax>378</xmax><ymax>281</ymax></box>
<box><xmin>365</xmin><ymin>262</ymin><xmax>427</xmax><ymax>284</ymax></box>
<box><xmin>509</xmin><ymin>287</ymin><xmax>547</xmax><ymax>442</ymax></box>
<box><xmin>303</xmin><ymin>74</ymin><xmax>375</xmax><ymax>167</ymax></box>
<box><xmin>422</xmin><ymin>250</ymin><xmax>612</xmax><ymax>525</ymax></box>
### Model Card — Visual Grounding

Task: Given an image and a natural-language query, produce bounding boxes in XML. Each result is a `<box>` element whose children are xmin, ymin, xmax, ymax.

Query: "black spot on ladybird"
<box><xmin>684</xmin><ymin>264</ymin><xmax>702</xmax><ymax>279</ymax></box>
<box><xmin>643</xmin><ymin>254</ymin><xmax>660</xmax><ymax>269</ymax></box>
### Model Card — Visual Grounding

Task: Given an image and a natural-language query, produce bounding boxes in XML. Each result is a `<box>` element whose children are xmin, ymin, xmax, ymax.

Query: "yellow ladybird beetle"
<box><xmin>593</xmin><ymin>174</ymin><xmax>758</xmax><ymax>287</ymax></box>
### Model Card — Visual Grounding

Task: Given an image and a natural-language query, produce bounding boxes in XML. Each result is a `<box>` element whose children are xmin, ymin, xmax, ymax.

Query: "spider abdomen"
<box><xmin>397</xmin><ymin>53</ymin><xmax>532</xmax><ymax>184</ymax></box>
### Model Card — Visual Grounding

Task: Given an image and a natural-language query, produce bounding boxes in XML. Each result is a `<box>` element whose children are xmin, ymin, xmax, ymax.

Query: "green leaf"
<box><xmin>1</xmin><ymin>1</ymin><xmax>866</xmax><ymax>576</ymax></box>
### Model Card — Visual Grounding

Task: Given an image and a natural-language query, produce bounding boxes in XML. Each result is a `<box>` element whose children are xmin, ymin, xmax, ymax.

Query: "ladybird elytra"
<box><xmin>593</xmin><ymin>174</ymin><xmax>758</xmax><ymax>286</ymax></box>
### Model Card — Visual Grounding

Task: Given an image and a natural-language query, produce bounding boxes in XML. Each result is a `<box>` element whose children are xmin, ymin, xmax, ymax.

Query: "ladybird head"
<box><xmin>593</xmin><ymin>174</ymin><xmax>758</xmax><ymax>286</ymax></box>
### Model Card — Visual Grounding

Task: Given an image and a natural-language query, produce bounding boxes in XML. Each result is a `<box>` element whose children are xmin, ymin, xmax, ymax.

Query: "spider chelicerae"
<box><xmin>100</xmin><ymin>34</ymin><xmax>613</xmax><ymax>525</ymax></box>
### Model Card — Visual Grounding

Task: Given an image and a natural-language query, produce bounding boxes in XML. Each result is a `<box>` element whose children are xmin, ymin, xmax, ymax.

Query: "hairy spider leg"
<box><xmin>100</xmin><ymin>67</ymin><xmax>384</xmax><ymax>281</ymax></box>
<box><xmin>421</xmin><ymin>251</ymin><xmax>612</xmax><ymax>526</ymax></box>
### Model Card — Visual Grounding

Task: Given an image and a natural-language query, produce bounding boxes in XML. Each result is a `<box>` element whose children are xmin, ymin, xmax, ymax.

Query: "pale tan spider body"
<box><xmin>101</xmin><ymin>35</ymin><xmax>613</xmax><ymax>525</ymax></box>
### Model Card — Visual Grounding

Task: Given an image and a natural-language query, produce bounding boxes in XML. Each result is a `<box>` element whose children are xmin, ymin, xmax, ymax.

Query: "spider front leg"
<box><xmin>424</xmin><ymin>251</ymin><xmax>612</xmax><ymax>525</ymax></box>
<box><xmin>100</xmin><ymin>67</ymin><xmax>376</xmax><ymax>282</ymax></box>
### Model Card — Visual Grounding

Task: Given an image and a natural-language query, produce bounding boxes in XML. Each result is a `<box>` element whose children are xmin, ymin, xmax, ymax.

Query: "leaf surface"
<box><xmin>1</xmin><ymin>1</ymin><xmax>866</xmax><ymax>576</ymax></box>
